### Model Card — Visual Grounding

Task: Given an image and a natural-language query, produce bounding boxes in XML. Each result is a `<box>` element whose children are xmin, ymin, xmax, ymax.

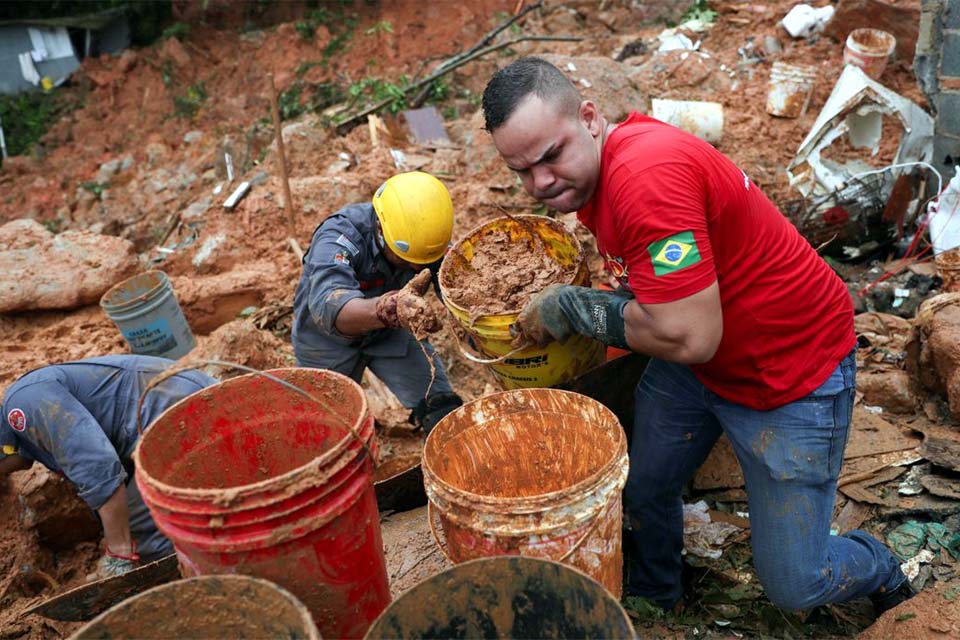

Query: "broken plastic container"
<box><xmin>930</xmin><ymin>169</ymin><xmax>960</xmax><ymax>256</ymax></box>
<box><xmin>781</xmin><ymin>4</ymin><xmax>835</xmax><ymax>39</ymax></box>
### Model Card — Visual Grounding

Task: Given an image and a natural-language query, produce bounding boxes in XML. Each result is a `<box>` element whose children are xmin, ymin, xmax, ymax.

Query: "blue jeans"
<box><xmin>624</xmin><ymin>351</ymin><xmax>903</xmax><ymax>610</ymax></box>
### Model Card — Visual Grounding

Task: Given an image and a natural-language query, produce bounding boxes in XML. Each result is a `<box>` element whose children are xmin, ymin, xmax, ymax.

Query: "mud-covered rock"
<box><xmin>537</xmin><ymin>54</ymin><xmax>650</xmax><ymax>121</ymax></box>
<box><xmin>11</xmin><ymin>466</ymin><xmax>100</xmax><ymax>551</ymax></box>
<box><xmin>189</xmin><ymin>319</ymin><xmax>294</xmax><ymax>378</ymax></box>
<box><xmin>915</xmin><ymin>294</ymin><xmax>960</xmax><ymax>419</ymax></box>
<box><xmin>0</xmin><ymin>219</ymin><xmax>139</xmax><ymax>314</ymax></box>
<box><xmin>171</xmin><ymin>263</ymin><xmax>284</xmax><ymax>334</ymax></box>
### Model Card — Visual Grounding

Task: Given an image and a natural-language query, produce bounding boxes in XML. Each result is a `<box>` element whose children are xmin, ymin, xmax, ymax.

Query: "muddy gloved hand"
<box><xmin>410</xmin><ymin>392</ymin><xmax>463</xmax><ymax>435</ymax></box>
<box><xmin>396</xmin><ymin>269</ymin><xmax>443</xmax><ymax>339</ymax></box>
<box><xmin>91</xmin><ymin>544</ymin><xmax>140</xmax><ymax>580</ymax></box>
<box><xmin>374</xmin><ymin>291</ymin><xmax>401</xmax><ymax>329</ymax></box>
<box><xmin>512</xmin><ymin>284</ymin><xmax>633</xmax><ymax>349</ymax></box>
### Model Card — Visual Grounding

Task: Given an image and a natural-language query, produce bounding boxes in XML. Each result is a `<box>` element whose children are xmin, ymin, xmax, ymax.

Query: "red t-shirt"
<box><xmin>578</xmin><ymin>113</ymin><xmax>855</xmax><ymax>410</ymax></box>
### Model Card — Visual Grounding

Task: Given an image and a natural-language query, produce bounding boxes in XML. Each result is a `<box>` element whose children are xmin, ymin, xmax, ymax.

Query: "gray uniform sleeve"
<box><xmin>304</xmin><ymin>222</ymin><xmax>367</xmax><ymax>336</ymax></box>
<box><xmin>6</xmin><ymin>383</ymin><xmax>125</xmax><ymax>511</ymax></box>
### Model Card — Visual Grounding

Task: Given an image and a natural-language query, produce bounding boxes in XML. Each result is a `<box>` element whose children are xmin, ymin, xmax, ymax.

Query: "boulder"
<box><xmin>915</xmin><ymin>293</ymin><xmax>960</xmax><ymax>419</ymax></box>
<box><xmin>0</xmin><ymin>219</ymin><xmax>139</xmax><ymax>314</ymax></box>
<box><xmin>537</xmin><ymin>54</ymin><xmax>650</xmax><ymax>121</ymax></box>
<box><xmin>11</xmin><ymin>466</ymin><xmax>101</xmax><ymax>551</ymax></box>
<box><xmin>189</xmin><ymin>319</ymin><xmax>294</xmax><ymax>378</ymax></box>
<box><xmin>823</xmin><ymin>0</ymin><xmax>920</xmax><ymax>64</ymax></box>
<box><xmin>171</xmin><ymin>262</ymin><xmax>283</xmax><ymax>334</ymax></box>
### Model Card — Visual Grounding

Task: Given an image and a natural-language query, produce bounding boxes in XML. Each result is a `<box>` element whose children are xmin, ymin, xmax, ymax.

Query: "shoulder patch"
<box><xmin>7</xmin><ymin>408</ymin><xmax>26</xmax><ymax>432</ymax></box>
<box><xmin>647</xmin><ymin>231</ymin><xmax>701</xmax><ymax>276</ymax></box>
<box><xmin>335</xmin><ymin>234</ymin><xmax>360</xmax><ymax>256</ymax></box>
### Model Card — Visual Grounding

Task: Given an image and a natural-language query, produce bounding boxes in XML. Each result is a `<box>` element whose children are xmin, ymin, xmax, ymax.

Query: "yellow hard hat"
<box><xmin>372</xmin><ymin>172</ymin><xmax>454</xmax><ymax>264</ymax></box>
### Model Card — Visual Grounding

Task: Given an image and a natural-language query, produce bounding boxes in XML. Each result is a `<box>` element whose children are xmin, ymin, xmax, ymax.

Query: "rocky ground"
<box><xmin>2</xmin><ymin>0</ymin><xmax>959</xmax><ymax>637</ymax></box>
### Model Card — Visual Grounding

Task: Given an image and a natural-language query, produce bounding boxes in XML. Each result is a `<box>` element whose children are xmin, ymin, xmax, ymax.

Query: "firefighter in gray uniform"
<box><xmin>292</xmin><ymin>171</ymin><xmax>462</xmax><ymax>432</ymax></box>
<box><xmin>0</xmin><ymin>355</ymin><xmax>215</xmax><ymax>577</ymax></box>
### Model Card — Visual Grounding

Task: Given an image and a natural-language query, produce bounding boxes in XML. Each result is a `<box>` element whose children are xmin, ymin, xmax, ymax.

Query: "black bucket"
<box><xmin>364</xmin><ymin>556</ymin><xmax>636</xmax><ymax>639</ymax></box>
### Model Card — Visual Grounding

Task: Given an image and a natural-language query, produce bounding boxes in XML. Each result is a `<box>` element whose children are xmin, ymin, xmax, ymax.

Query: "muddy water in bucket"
<box><xmin>439</xmin><ymin>215</ymin><xmax>605</xmax><ymax>389</ymax></box>
<box><xmin>133</xmin><ymin>368</ymin><xmax>391</xmax><ymax>639</ymax></box>
<box><xmin>70</xmin><ymin>575</ymin><xmax>320</xmax><ymax>639</ymax></box>
<box><xmin>365</xmin><ymin>556</ymin><xmax>637</xmax><ymax>639</ymax></box>
<box><xmin>423</xmin><ymin>388</ymin><xmax>628</xmax><ymax>596</ymax></box>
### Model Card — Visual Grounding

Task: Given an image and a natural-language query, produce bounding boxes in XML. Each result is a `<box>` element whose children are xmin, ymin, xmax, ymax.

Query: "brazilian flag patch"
<box><xmin>647</xmin><ymin>231</ymin><xmax>701</xmax><ymax>276</ymax></box>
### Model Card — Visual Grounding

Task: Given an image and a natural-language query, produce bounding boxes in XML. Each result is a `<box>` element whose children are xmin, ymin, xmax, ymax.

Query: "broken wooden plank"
<box><xmin>920</xmin><ymin>473</ymin><xmax>960</xmax><ymax>500</ymax></box>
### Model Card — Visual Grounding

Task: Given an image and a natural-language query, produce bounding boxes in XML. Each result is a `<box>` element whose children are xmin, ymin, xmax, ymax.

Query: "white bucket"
<box><xmin>651</xmin><ymin>99</ymin><xmax>723</xmax><ymax>144</ymax></box>
<box><xmin>766</xmin><ymin>62</ymin><xmax>817</xmax><ymax>118</ymax></box>
<box><xmin>843</xmin><ymin>28</ymin><xmax>896</xmax><ymax>80</ymax></box>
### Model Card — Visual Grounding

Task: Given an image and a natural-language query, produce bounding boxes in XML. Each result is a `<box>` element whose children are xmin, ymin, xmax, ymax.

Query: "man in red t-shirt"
<box><xmin>482</xmin><ymin>57</ymin><xmax>910</xmax><ymax>615</ymax></box>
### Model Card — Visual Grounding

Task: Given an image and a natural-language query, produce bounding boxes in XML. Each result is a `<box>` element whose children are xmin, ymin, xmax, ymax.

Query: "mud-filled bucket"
<box><xmin>423</xmin><ymin>388</ymin><xmax>628</xmax><ymax>596</ymax></box>
<box><xmin>765</xmin><ymin>62</ymin><xmax>817</xmax><ymax>118</ymax></box>
<box><xmin>70</xmin><ymin>575</ymin><xmax>320</xmax><ymax>639</ymax></box>
<box><xmin>133</xmin><ymin>368</ymin><xmax>391</xmax><ymax>639</ymax></box>
<box><xmin>100</xmin><ymin>270</ymin><xmax>195</xmax><ymax>359</ymax></box>
<box><xmin>365</xmin><ymin>556</ymin><xmax>637</xmax><ymax>639</ymax></box>
<box><xmin>439</xmin><ymin>215</ymin><xmax>604</xmax><ymax>389</ymax></box>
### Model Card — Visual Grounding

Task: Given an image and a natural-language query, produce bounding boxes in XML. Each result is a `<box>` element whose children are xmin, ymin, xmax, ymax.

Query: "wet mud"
<box><xmin>443</xmin><ymin>229</ymin><xmax>575</xmax><ymax>317</ymax></box>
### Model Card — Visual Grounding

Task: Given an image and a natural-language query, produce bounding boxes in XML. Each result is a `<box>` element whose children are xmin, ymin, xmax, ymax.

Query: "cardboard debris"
<box><xmin>401</xmin><ymin>107</ymin><xmax>450</xmax><ymax>145</ymax></box>
<box><xmin>787</xmin><ymin>65</ymin><xmax>934</xmax><ymax>200</ymax></box>
<box><xmin>839</xmin><ymin>465</ymin><xmax>906</xmax><ymax>506</ymax></box>
<box><xmin>920</xmin><ymin>473</ymin><xmax>960</xmax><ymax>500</ymax></box>
<box><xmin>844</xmin><ymin>406</ymin><xmax>922</xmax><ymax>459</ymax></box>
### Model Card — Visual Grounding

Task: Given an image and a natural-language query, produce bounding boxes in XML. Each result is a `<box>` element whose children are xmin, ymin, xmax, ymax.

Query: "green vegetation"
<box><xmin>161</xmin><ymin>21</ymin><xmax>190</xmax><ymax>41</ymax></box>
<box><xmin>80</xmin><ymin>181</ymin><xmax>107</xmax><ymax>197</ymax></box>
<box><xmin>364</xmin><ymin>20</ymin><xmax>393</xmax><ymax>36</ymax></box>
<box><xmin>680</xmin><ymin>0</ymin><xmax>717</xmax><ymax>24</ymax></box>
<box><xmin>0</xmin><ymin>91</ymin><xmax>69</xmax><ymax>157</ymax></box>
<box><xmin>173</xmin><ymin>83</ymin><xmax>207</xmax><ymax>120</ymax></box>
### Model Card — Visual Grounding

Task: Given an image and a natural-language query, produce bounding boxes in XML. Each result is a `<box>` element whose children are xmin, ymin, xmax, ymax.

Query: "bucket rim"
<box><xmin>422</xmin><ymin>387</ymin><xmax>627</xmax><ymax>506</ymax></box>
<box><xmin>365</xmin><ymin>555</ymin><xmax>636</xmax><ymax>639</ymax></box>
<box><xmin>100</xmin><ymin>269</ymin><xmax>170</xmax><ymax>311</ymax></box>
<box><xmin>438</xmin><ymin>214</ymin><xmax>586</xmax><ymax>320</ymax></box>
<box><xmin>70</xmin><ymin>574</ymin><xmax>320</xmax><ymax>640</ymax></box>
<box><xmin>846</xmin><ymin>28</ymin><xmax>896</xmax><ymax>56</ymax></box>
<box><xmin>133</xmin><ymin>367</ymin><xmax>373</xmax><ymax>503</ymax></box>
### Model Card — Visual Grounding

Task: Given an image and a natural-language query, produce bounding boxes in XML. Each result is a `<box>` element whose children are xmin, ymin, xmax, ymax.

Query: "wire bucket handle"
<box><xmin>135</xmin><ymin>359</ymin><xmax>376</xmax><ymax>463</ymax></box>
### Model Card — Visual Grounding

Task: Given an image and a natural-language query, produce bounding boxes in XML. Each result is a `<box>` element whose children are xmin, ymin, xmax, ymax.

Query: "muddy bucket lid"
<box><xmin>365</xmin><ymin>556</ymin><xmax>636</xmax><ymax>639</ymax></box>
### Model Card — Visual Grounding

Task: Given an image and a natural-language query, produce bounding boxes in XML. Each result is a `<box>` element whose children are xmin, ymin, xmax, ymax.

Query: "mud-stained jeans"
<box><xmin>623</xmin><ymin>351</ymin><xmax>904</xmax><ymax>611</ymax></box>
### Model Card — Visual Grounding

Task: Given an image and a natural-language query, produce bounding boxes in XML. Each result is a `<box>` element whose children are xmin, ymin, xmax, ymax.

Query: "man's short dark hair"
<box><xmin>482</xmin><ymin>57</ymin><xmax>582</xmax><ymax>132</ymax></box>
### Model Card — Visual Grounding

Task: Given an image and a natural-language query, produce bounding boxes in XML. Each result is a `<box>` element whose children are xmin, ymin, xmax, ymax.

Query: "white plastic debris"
<box><xmin>781</xmin><ymin>4</ymin><xmax>835</xmax><ymax>39</ymax></box>
<box><xmin>222</xmin><ymin>181</ymin><xmax>250</xmax><ymax>209</ymax></box>
<box><xmin>681</xmin><ymin>501</ymin><xmax>743</xmax><ymax>560</ymax></box>
<box><xmin>900</xmin><ymin>549</ymin><xmax>934</xmax><ymax>581</ymax></box>
<box><xmin>929</xmin><ymin>168</ymin><xmax>960</xmax><ymax>255</ymax></box>
<box><xmin>652</xmin><ymin>99</ymin><xmax>723</xmax><ymax>144</ymax></box>
<box><xmin>389</xmin><ymin>148</ymin><xmax>408</xmax><ymax>170</ymax></box>
<box><xmin>787</xmin><ymin>65</ymin><xmax>934</xmax><ymax>200</ymax></box>
<box><xmin>657</xmin><ymin>30</ymin><xmax>698</xmax><ymax>52</ymax></box>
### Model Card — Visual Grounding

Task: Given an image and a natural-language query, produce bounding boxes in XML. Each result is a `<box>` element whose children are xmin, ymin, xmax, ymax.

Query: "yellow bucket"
<box><xmin>439</xmin><ymin>215</ymin><xmax>605</xmax><ymax>389</ymax></box>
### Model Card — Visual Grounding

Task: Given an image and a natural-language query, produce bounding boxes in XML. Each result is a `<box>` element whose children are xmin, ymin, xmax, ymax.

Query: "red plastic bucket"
<box><xmin>133</xmin><ymin>368</ymin><xmax>391</xmax><ymax>639</ymax></box>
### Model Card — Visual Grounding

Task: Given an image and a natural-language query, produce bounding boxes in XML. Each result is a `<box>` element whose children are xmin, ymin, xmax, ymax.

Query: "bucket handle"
<box><xmin>454</xmin><ymin>334</ymin><xmax>530</xmax><ymax>365</ymax></box>
<box><xmin>135</xmin><ymin>359</ymin><xmax>375</xmax><ymax>463</ymax></box>
<box><xmin>427</xmin><ymin>500</ymin><xmax>602</xmax><ymax>564</ymax></box>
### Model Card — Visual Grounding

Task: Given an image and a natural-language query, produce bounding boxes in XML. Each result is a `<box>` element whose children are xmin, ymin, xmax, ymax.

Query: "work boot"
<box><xmin>869</xmin><ymin>576</ymin><xmax>917</xmax><ymax>617</ymax></box>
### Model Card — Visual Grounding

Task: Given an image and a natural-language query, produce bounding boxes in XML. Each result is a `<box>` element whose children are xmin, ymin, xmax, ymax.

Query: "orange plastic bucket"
<box><xmin>133</xmin><ymin>368</ymin><xmax>391</xmax><ymax>639</ymax></box>
<box><xmin>422</xmin><ymin>388</ymin><xmax>628</xmax><ymax>596</ymax></box>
